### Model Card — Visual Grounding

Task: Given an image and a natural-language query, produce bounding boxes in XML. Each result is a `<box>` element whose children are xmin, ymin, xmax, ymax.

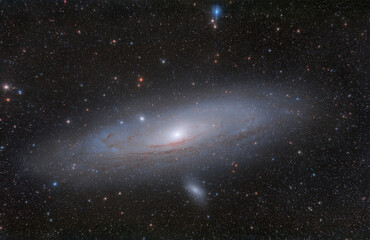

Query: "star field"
<box><xmin>0</xmin><ymin>0</ymin><xmax>368</xmax><ymax>239</ymax></box>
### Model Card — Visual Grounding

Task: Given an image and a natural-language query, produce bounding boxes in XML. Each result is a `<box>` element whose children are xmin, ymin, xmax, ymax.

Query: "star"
<box><xmin>212</xmin><ymin>5</ymin><xmax>221</xmax><ymax>20</ymax></box>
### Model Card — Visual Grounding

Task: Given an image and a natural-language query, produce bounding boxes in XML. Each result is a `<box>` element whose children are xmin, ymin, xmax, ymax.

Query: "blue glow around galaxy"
<box><xmin>28</xmin><ymin>86</ymin><xmax>311</xmax><ymax>188</ymax></box>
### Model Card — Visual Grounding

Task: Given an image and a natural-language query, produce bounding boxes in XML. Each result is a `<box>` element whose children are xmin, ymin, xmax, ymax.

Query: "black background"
<box><xmin>0</xmin><ymin>0</ymin><xmax>368</xmax><ymax>239</ymax></box>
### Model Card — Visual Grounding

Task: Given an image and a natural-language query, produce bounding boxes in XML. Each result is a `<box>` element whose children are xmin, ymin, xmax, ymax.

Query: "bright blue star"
<box><xmin>52</xmin><ymin>181</ymin><xmax>58</xmax><ymax>187</ymax></box>
<box><xmin>212</xmin><ymin>6</ymin><xmax>221</xmax><ymax>19</ymax></box>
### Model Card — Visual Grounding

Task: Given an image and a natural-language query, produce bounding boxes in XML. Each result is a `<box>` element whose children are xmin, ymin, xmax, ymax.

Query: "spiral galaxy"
<box><xmin>29</xmin><ymin>86</ymin><xmax>308</xmax><ymax>186</ymax></box>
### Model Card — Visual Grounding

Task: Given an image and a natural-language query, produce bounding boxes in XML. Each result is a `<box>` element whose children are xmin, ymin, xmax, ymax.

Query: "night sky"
<box><xmin>0</xmin><ymin>0</ymin><xmax>369</xmax><ymax>239</ymax></box>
